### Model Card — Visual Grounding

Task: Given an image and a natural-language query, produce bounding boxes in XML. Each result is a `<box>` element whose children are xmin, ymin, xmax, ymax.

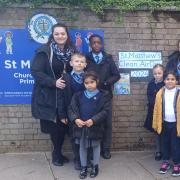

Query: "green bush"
<box><xmin>0</xmin><ymin>0</ymin><xmax>180</xmax><ymax>18</ymax></box>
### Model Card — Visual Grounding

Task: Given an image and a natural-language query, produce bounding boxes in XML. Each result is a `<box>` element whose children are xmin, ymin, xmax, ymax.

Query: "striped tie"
<box><xmin>95</xmin><ymin>55</ymin><xmax>100</xmax><ymax>64</ymax></box>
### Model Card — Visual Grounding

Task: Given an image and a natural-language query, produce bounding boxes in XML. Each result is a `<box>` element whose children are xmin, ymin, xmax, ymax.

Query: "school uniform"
<box><xmin>153</xmin><ymin>87</ymin><xmax>180</xmax><ymax>164</ymax></box>
<box><xmin>68</xmin><ymin>89</ymin><xmax>111</xmax><ymax>166</ymax></box>
<box><xmin>67</xmin><ymin>71</ymin><xmax>85</xmax><ymax>169</ymax></box>
<box><xmin>70</xmin><ymin>71</ymin><xmax>85</xmax><ymax>93</ymax></box>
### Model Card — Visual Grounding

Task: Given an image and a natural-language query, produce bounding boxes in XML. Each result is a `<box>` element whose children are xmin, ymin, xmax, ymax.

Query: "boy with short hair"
<box><xmin>69</xmin><ymin>53</ymin><xmax>87</xmax><ymax>93</ymax></box>
<box><xmin>86</xmin><ymin>34</ymin><xmax>120</xmax><ymax>159</ymax></box>
<box><xmin>68</xmin><ymin>53</ymin><xmax>87</xmax><ymax>170</ymax></box>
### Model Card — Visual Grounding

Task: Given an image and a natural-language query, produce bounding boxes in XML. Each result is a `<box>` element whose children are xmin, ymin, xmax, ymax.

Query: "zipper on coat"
<box><xmin>49</xmin><ymin>45</ymin><xmax>58</xmax><ymax>110</ymax></box>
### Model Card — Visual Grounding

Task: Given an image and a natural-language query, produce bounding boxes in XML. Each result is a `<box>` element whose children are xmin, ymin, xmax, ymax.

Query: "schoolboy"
<box><xmin>86</xmin><ymin>34</ymin><xmax>120</xmax><ymax>159</ymax></box>
<box><xmin>68</xmin><ymin>53</ymin><xmax>87</xmax><ymax>170</ymax></box>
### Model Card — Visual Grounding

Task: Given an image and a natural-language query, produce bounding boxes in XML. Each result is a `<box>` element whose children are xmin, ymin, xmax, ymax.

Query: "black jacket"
<box><xmin>68</xmin><ymin>90</ymin><xmax>111</xmax><ymax>140</ymax></box>
<box><xmin>31</xmin><ymin>45</ymin><xmax>71</xmax><ymax>121</ymax></box>
<box><xmin>86</xmin><ymin>51</ymin><xmax>120</xmax><ymax>97</ymax></box>
<box><xmin>144</xmin><ymin>79</ymin><xmax>164</xmax><ymax>131</ymax></box>
<box><xmin>166</xmin><ymin>51</ymin><xmax>180</xmax><ymax>73</ymax></box>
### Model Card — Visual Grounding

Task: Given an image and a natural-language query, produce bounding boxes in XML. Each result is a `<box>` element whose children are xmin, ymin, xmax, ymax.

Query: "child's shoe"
<box><xmin>172</xmin><ymin>164</ymin><xmax>180</xmax><ymax>177</ymax></box>
<box><xmin>52</xmin><ymin>159</ymin><xmax>64</xmax><ymax>166</ymax></box>
<box><xmin>60</xmin><ymin>154</ymin><xmax>69</xmax><ymax>163</ymax></box>
<box><xmin>79</xmin><ymin>166</ymin><xmax>87</xmax><ymax>179</ymax></box>
<box><xmin>90</xmin><ymin>165</ymin><xmax>99</xmax><ymax>178</ymax></box>
<box><xmin>155</xmin><ymin>152</ymin><xmax>162</xmax><ymax>161</ymax></box>
<box><xmin>159</xmin><ymin>162</ymin><xmax>170</xmax><ymax>174</ymax></box>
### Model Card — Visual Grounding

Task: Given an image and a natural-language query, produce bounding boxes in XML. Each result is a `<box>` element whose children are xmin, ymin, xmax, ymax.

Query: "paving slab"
<box><xmin>0</xmin><ymin>151</ymin><xmax>177</xmax><ymax>180</ymax></box>
<box><xmin>0</xmin><ymin>152</ymin><xmax>54</xmax><ymax>180</ymax></box>
<box><xmin>134</xmin><ymin>152</ymin><xmax>176</xmax><ymax>180</ymax></box>
<box><xmin>47</xmin><ymin>152</ymin><xmax>155</xmax><ymax>180</ymax></box>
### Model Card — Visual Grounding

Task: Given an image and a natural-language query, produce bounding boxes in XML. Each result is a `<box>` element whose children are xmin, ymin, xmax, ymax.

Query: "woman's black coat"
<box><xmin>68</xmin><ymin>90</ymin><xmax>111</xmax><ymax>140</ymax></box>
<box><xmin>31</xmin><ymin>45</ymin><xmax>71</xmax><ymax>121</ymax></box>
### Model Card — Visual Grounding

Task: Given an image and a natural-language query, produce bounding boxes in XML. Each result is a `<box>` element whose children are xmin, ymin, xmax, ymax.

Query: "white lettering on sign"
<box><xmin>131</xmin><ymin>70</ymin><xmax>149</xmax><ymax>77</ymax></box>
<box><xmin>119</xmin><ymin>51</ymin><xmax>162</xmax><ymax>69</ymax></box>
<box><xmin>119</xmin><ymin>60</ymin><xmax>162</xmax><ymax>69</ymax></box>
<box><xmin>4</xmin><ymin>59</ymin><xmax>31</xmax><ymax>69</ymax></box>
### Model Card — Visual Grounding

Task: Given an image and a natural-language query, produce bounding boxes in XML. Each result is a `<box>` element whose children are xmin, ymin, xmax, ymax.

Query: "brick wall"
<box><xmin>0</xmin><ymin>6</ymin><xmax>180</xmax><ymax>152</ymax></box>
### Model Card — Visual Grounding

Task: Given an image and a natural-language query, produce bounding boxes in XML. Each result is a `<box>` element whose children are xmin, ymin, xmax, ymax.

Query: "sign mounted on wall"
<box><xmin>119</xmin><ymin>51</ymin><xmax>162</xmax><ymax>81</ymax></box>
<box><xmin>0</xmin><ymin>14</ymin><xmax>104</xmax><ymax>104</ymax></box>
<box><xmin>114</xmin><ymin>73</ymin><xmax>130</xmax><ymax>95</ymax></box>
<box><xmin>28</xmin><ymin>13</ymin><xmax>57</xmax><ymax>44</ymax></box>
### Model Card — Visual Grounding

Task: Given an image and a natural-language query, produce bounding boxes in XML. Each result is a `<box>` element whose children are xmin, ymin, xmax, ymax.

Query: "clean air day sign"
<box><xmin>119</xmin><ymin>51</ymin><xmax>162</xmax><ymax>69</ymax></box>
<box><xmin>119</xmin><ymin>51</ymin><xmax>162</xmax><ymax>81</ymax></box>
<box><xmin>0</xmin><ymin>28</ymin><xmax>103</xmax><ymax>104</ymax></box>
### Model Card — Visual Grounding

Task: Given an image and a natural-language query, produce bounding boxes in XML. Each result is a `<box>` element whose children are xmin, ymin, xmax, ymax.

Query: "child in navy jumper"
<box><xmin>68</xmin><ymin>53</ymin><xmax>87</xmax><ymax>170</ymax></box>
<box><xmin>144</xmin><ymin>64</ymin><xmax>164</xmax><ymax>161</ymax></box>
<box><xmin>68</xmin><ymin>71</ymin><xmax>110</xmax><ymax>179</ymax></box>
<box><xmin>69</xmin><ymin>53</ymin><xmax>87</xmax><ymax>93</ymax></box>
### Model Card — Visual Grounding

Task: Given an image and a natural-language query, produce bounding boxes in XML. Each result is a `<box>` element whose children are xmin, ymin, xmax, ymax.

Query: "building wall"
<box><xmin>0</xmin><ymin>6</ymin><xmax>180</xmax><ymax>152</ymax></box>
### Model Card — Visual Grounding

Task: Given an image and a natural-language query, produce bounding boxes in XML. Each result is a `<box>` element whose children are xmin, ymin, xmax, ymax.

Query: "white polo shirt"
<box><xmin>164</xmin><ymin>87</ymin><xmax>177</xmax><ymax>122</ymax></box>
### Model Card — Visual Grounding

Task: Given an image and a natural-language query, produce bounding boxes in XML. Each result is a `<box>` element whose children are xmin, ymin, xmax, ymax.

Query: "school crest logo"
<box><xmin>28</xmin><ymin>14</ymin><xmax>57</xmax><ymax>44</ymax></box>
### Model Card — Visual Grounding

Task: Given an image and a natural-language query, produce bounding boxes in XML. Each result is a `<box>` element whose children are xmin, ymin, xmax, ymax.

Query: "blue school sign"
<box><xmin>0</xmin><ymin>26</ymin><xmax>103</xmax><ymax>104</ymax></box>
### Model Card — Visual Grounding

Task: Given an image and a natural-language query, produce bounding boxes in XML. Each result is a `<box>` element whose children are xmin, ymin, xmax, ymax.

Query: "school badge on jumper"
<box><xmin>28</xmin><ymin>13</ymin><xmax>57</xmax><ymax>44</ymax></box>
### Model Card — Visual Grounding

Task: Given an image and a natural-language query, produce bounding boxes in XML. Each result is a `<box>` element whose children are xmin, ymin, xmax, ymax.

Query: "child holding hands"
<box><xmin>68</xmin><ymin>53</ymin><xmax>87</xmax><ymax>170</ymax></box>
<box><xmin>68</xmin><ymin>71</ymin><xmax>110</xmax><ymax>179</ymax></box>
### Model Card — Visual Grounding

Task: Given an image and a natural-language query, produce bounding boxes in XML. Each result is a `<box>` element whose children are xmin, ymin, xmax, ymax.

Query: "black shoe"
<box><xmin>61</xmin><ymin>154</ymin><xmax>69</xmax><ymax>163</ymax></box>
<box><xmin>102</xmin><ymin>149</ymin><xmax>111</xmax><ymax>159</ymax></box>
<box><xmin>155</xmin><ymin>152</ymin><xmax>162</xmax><ymax>161</ymax></box>
<box><xmin>52</xmin><ymin>159</ymin><xmax>64</xmax><ymax>166</ymax></box>
<box><xmin>74</xmin><ymin>160</ymin><xmax>81</xmax><ymax>170</ymax></box>
<box><xmin>79</xmin><ymin>166</ymin><xmax>87</xmax><ymax>179</ymax></box>
<box><xmin>90</xmin><ymin>165</ymin><xmax>99</xmax><ymax>178</ymax></box>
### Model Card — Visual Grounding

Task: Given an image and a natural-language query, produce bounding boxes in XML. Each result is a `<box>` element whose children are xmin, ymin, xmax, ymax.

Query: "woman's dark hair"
<box><xmin>163</xmin><ymin>70</ymin><xmax>179</xmax><ymax>81</ymax></box>
<box><xmin>89</xmin><ymin>34</ymin><xmax>103</xmax><ymax>44</ymax></box>
<box><xmin>83</xmin><ymin>71</ymin><xmax>99</xmax><ymax>83</ymax></box>
<box><xmin>47</xmin><ymin>23</ymin><xmax>73</xmax><ymax>48</ymax></box>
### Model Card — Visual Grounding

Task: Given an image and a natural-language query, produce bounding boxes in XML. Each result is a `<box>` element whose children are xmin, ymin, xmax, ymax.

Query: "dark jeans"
<box><xmin>162</xmin><ymin>121</ymin><xmax>180</xmax><ymax>164</ymax></box>
<box><xmin>101</xmin><ymin>100</ymin><xmax>112</xmax><ymax>150</ymax></box>
<box><xmin>155</xmin><ymin>133</ymin><xmax>162</xmax><ymax>153</ymax></box>
<box><xmin>40</xmin><ymin>119</ymin><xmax>68</xmax><ymax>161</ymax></box>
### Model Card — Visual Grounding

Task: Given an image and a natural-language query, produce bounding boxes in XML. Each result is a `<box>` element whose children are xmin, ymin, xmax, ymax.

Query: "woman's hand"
<box><xmin>56</xmin><ymin>77</ymin><xmax>66</xmax><ymax>89</ymax></box>
<box><xmin>60</xmin><ymin>118</ymin><xmax>68</xmax><ymax>124</ymax></box>
<box><xmin>85</xmin><ymin>119</ymin><xmax>94</xmax><ymax>127</ymax></box>
<box><xmin>75</xmin><ymin>119</ymin><xmax>85</xmax><ymax>128</ymax></box>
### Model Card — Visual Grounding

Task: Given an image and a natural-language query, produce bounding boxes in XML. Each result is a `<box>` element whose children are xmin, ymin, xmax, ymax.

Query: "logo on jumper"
<box><xmin>28</xmin><ymin>14</ymin><xmax>57</xmax><ymax>44</ymax></box>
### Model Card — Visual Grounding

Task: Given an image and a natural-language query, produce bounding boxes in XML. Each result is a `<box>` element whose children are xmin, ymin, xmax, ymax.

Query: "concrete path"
<box><xmin>0</xmin><ymin>151</ymin><xmax>177</xmax><ymax>180</ymax></box>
